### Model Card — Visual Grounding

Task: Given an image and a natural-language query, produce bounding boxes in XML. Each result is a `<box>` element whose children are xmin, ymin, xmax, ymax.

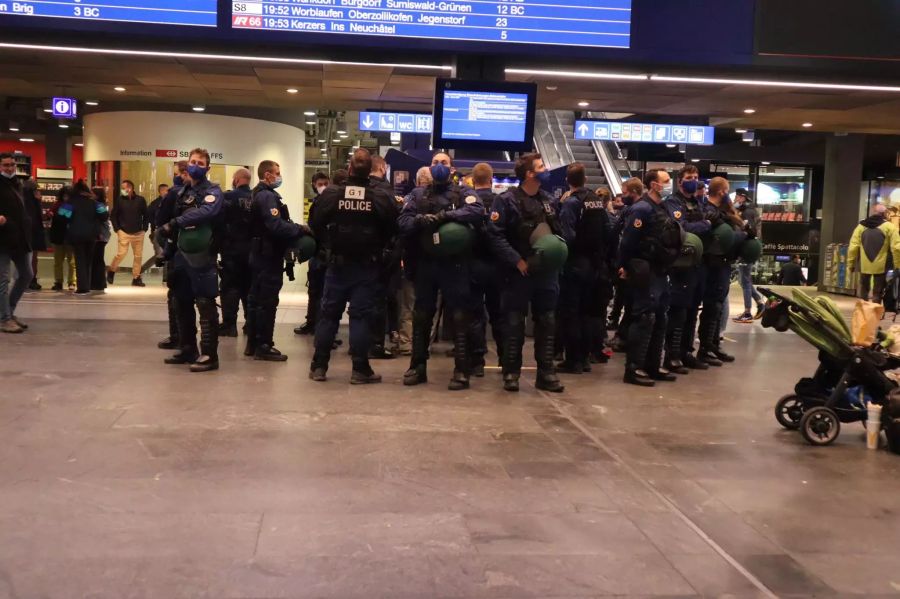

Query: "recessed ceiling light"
<box><xmin>665</xmin><ymin>144</ymin><xmax>676</xmax><ymax>148</ymax></box>
<box><xmin>691</xmin><ymin>158</ymin><xmax>700</xmax><ymax>163</ymax></box>
<box><xmin>19</xmin><ymin>138</ymin><xmax>34</xmax><ymax>142</ymax></box>
<box><xmin>332</xmin><ymin>138</ymin><xmax>340</xmax><ymax>143</ymax></box>
<box><xmin>743</xmin><ymin>108</ymin><xmax>756</xmax><ymax>114</ymax></box>
<box><xmin>43</xmin><ymin>108</ymin><xmax>53</xmax><ymax>113</ymax></box>
<box><xmin>286</xmin><ymin>88</ymin><xmax>299</xmax><ymax>94</ymax></box>
<box><xmin>58</xmin><ymin>123</ymin><xmax>69</xmax><ymax>129</ymax></box>
<box><xmin>74</xmin><ymin>142</ymin><xmax>84</xmax><ymax>147</ymax></box>
<box><xmin>336</xmin><ymin>129</ymin><xmax>346</xmax><ymax>134</ymax></box>
<box><xmin>339</xmin><ymin>134</ymin><xmax>348</xmax><ymax>139</ymax></box>
<box><xmin>735</xmin><ymin>128</ymin><xmax>747</xmax><ymax>133</ymax></box>
<box><xmin>85</xmin><ymin>101</ymin><xmax>99</xmax><ymax>106</ymax></box>
<box><xmin>877</xmin><ymin>176</ymin><xmax>885</xmax><ymax>180</ymax></box>
<box><xmin>318</xmin><ymin>139</ymin><xmax>325</xmax><ymax>143</ymax></box>
<box><xmin>802</xmin><ymin>122</ymin><xmax>813</xmax><ymax>127</ymax></box>
<box><xmin>192</xmin><ymin>106</ymin><xmax>206</xmax><ymax>112</ymax></box>
<box><xmin>577</xmin><ymin>101</ymin><xmax>589</xmax><ymax>107</ymax></box>
<box><xmin>546</xmin><ymin>85</ymin><xmax>558</xmax><ymax>91</ymax></box>
<box><xmin>304</xmin><ymin>111</ymin><xmax>316</xmax><ymax>116</ymax></box>
<box><xmin>305</xmin><ymin>120</ymin><xmax>316</xmax><ymax>125</ymax></box>
<box><xmin>9</xmin><ymin>127</ymin><xmax>19</xmax><ymax>132</ymax></box>
<box><xmin>114</xmin><ymin>86</ymin><xmax>126</xmax><ymax>92</ymax></box>
<box><xmin>761</xmin><ymin>161</ymin><xmax>771</xmax><ymax>165</ymax></box>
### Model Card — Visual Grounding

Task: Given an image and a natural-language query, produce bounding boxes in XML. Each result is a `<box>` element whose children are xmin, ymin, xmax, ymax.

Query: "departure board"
<box><xmin>231</xmin><ymin>0</ymin><xmax>631</xmax><ymax>48</ymax></box>
<box><xmin>0</xmin><ymin>1</ymin><xmax>218</xmax><ymax>27</ymax></box>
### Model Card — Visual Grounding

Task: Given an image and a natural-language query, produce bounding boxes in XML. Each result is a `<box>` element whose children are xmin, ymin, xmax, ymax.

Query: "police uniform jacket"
<box><xmin>618</xmin><ymin>194</ymin><xmax>671</xmax><ymax>272</ymax></box>
<box><xmin>558</xmin><ymin>187</ymin><xmax>616</xmax><ymax>262</ymax></box>
<box><xmin>490</xmin><ymin>186</ymin><xmax>562</xmax><ymax>269</ymax></box>
<box><xmin>664</xmin><ymin>191</ymin><xmax>710</xmax><ymax>237</ymax></box>
<box><xmin>397</xmin><ymin>183</ymin><xmax>484</xmax><ymax>239</ymax></box>
<box><xmin>173</xmin><ymin>179</ymin><xmax>224</xmax><ymax>238</ymax></box>
<box><xmin>250</xmin><ymin>183</ymin><xmax>303</xmax><ymax>258</ymax></box>
<box><xmin>222</xmin><ymin>184</ymin><xmax>253</xmax><ymax>257</ymax></box>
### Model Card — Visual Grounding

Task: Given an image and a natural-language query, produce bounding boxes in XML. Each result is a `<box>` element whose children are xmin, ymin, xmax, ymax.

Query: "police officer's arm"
<box><xmin>374</xmin><ymin>191</ymin><xmax>401</xmax><ymax>237</ymax></box>
<box><xmin>175</xmin><ymin>188</ymin><xmax>223</xmax><ymax>229</ymax></box>
<box><xmin>397</xmin><ymin>192</ymin><xmax>420</xmax><ymax>238</ymax></box>
<box><xmin>485</xmin><ymin>220</ymin><xmax>521</xmax><ymax>269</ymax></box>
<box><xmin>491</xmin><ymin>195</ymin><xmax>528</xmax><ymax>273</ymax></box>
<box><xmin>618</xmin><ymin>204</ymin><xmax>647</xmax><ymax>270</ymax></box>
<box><xmin>665</xmin><ymin>198</ymin><xmax>710</xmax><ymax>236</ymax></box>
<box><xmin>258</xmin><ymin>191</ymin><xmax>302</xmax><ymax>241</ymax></box>
<box><xmin>156</xmin><ymin>190</ymin><xmax>176</xmax><ymax>228</ymax></box>
<box><xmin>557</xmin><ymin>198</ymin><xmax>581</xmax><ymax>246</ymax></box>
<box><xmin>444</xmin><ymin>191</ymin><xmax>484</xmax><ymax>226</ymax></box>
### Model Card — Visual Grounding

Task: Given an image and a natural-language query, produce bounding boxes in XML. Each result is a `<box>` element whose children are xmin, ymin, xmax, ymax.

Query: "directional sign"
<box><xmin>52</xmin><ymin>97</ymin><xmax>77</xmax><ymax>119</ymax></box>
<box><xmin>358</xmin><ymin>112</ymin><xmax>433</xmax><ymax>134</ymax></box>
<box><xmin>574</xmin><ymin>120</ymin><xmax>715</xmax><ymax>146</ymax></box>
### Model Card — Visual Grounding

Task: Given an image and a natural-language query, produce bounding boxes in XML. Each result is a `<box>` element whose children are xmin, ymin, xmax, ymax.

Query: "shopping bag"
<box><xmin>851</xmin><ymin>300</ymin><xmax>885</xmax><ymax>346</ymax></box>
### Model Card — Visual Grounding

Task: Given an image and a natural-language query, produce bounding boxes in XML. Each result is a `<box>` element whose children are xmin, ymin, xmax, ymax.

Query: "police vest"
<box><xmin>223</xmin><ymin>188</ymin><xmax>253</xmax><ymax>252</ymax></box>
<box><xmin>328</xmin><ymin>182</ymin><xmax>383</xmax><ymax>259</ymax></box>
<box><xmin>636</xmin><ymin>198</ymin><xmax>683</xmax><ymax>266</ymax></box>
<box><xmin>419</xmin><ymin>184</ymin><xmax>465</xmax><ymax>215</ymax></box>
<box><xmin>476</xmin><ymin>189</ymin><xmax>499</xmax><ymax>213</ymax></box>
<box><xmin>174</xmin><ymin>183</ymin><xmax>219</xmax><ymax>255</ymax></box>
<box><xmin>511</xmin><ymin>187</ymin><xmax>560</xmax><ymax>258</ymax></box>
<box><xmin>572</xmin><ymin>188</ymin><xmax>609</xmax><ymax>258</ymax></box>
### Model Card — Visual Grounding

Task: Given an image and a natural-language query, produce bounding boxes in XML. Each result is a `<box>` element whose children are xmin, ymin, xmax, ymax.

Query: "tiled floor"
<box><xmin>3</xmin><ymin>284</ymin><xmax>900</xmax><ymax>598</ymax></box>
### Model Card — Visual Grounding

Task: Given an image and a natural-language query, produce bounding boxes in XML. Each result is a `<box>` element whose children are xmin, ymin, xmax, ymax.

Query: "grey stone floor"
<box><xmin>3</xmin><ymin>310</ymin><xmax>900</xmax><ymax>598</ymax></box>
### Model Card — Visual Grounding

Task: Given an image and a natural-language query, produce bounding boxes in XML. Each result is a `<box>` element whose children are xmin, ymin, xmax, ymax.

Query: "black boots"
<box><xmin>664</xmin><ymin>307</ymin><xmax>690</xmax><ymax>375</ymax></box>
<box><xmin>697</xmin><ymin>301</ymin><xmax>724</xmax><ymax>367</ymax></box>
<box><xmin>167</xmin><ymin>298</ymin><xmax>198</xmax><ymax>365</ymax></box>
<box><xmin>403</xmin><ymin>310</ymin><xmax>433</xmax><ymax>386</ymax></box>
<box><xmin>191</xmin><ymin>297</ymin><xmax>219</xmax><ymax>372</ymax></box>
<box><xmin>255</xmin><ymin>345</ymin><xmax>288</xmax><ymax>362</ymax></box>
<box><xmin>501</xmin><ymin>312</ymin><xmax>525</xmax><ymax>392</ymax></box>
<box><xmin>534</xmin><ymin>312</ymin><xmax>564</xmax><ymax>393</ymax></box>
<box><xmin>448</xmin><ymin>309</ymin><xmax>471</xmax><ymax>391</ymax></box>
<box><xmin>159</xmin><ymin>293</ymin><xmax>180</xmax><ymax>349</ymax></box>
<box><xmin>625</xmin><ymin>312</ymin><xmax>656</xmax><ymax>387</ymax></box>
<box><xmin>624</xmin><ymin>365</ymin><xmax>655</xmax><ymax>386</ymax></box>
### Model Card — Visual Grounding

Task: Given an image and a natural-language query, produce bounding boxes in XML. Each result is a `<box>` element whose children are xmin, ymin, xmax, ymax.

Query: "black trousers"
<box><xmin>91</xmin><ymin>242</ymin><xmax>107</xmax><ymax>290</ymax></box>
<box><xmin>71</xmin><ymin>242</ymin><xmax>95</xmax><ymax>293</ymax></box>
<box><xmin>860</xmin><ymin>273</ymin><xmax>887</xmax><ymax>304</ymax></box>
<box><xmin>247</xmin><ymin>256</ymin><xmax>285</xmax><ymax>348</ymax></box>
<box><xmin>220</xmin><ymin>253</ymin><xmax>252</xmax><ymax>326</ymax></box>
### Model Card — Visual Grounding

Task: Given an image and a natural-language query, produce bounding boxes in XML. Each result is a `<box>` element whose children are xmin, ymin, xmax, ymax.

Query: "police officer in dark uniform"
<box><xmin>368</xmin><ymin>155</ymin><xmax>398</xmax><ymax>360</ymax></box>
<box><xmin>398</xmin><ymin>151</ymin><xmax>485</xmax><ymax>391</ymax></box>
<box><xmin>663</xmin><ymin>164</ymin><xmax>711</xmax><ymax>373</ymax></box>
<box><xmin>244</xmin><ymin>160</ymin><xmax>310</xmax><ymax>362</ymax></box>
<box><xmin>697</xmin><ymin>177</ymin><xmax>742</xmax><ymax>366</ymax></box>
<box><xmin>295</xmin><ymin>172</ymin><xmax>330</xmax><ymax>336</ymax></box>
<box><xmin>157</xmin><ymin>149</ymin><xmax>224</xmax><ymax>372</ymax></box>
<box><xmin>308</xmin><ymin>148</ymin><xmax>399</xmax><ymax>383</ymax></box>
<box><xmin>155</xmin><ymin>161</ymin><xmax>189</xmax><ymax>351</ymax></box>
<box><xmin>557</xmin><ymin>163</ymin><xmax>615</xmax><ymax>374</ymax></box>
<box><xmin>608</xmin><ymin>177</ymin><xmax>645</xmax><ymax>348</ymax></box>
<box><xmin>618</xmin><ymin>168</ymin><xmax>682</xmax><ymax>387</ymax></box>
<box><xmin>490</xmin><ymin>152</ymin><xmax>565</xmax><ymax>393</ymax></box>
<box><xmin>219</xmin><ymin>168</ymin><xmax>253</xmax><ymax>337</ymax></box>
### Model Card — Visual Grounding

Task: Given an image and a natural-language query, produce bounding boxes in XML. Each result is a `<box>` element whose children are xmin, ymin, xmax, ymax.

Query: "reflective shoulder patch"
<box><xmin>465</xmin><ymin>195</ymin><xmax>478</xmax><ymax>205</ymax></box>
<box><xmin>270</xmin><ymin>208</ymin><xmax>279</xmax><ymax>217</ymax></box>
<box><xmin>345</xmin><ymin>186</ymin><xmax>366</xmax><ymax>200</ymax></box>
<box><xmin>490</xmin><ymin>211</ymin><xmax>500</xmax><ymax>222</ymax></box>
<box><xmin>633</xmin><ymin>218</ymin><xmax>643</xmax><ymax>229</ymax></box>
<box><xmin>204</xmin><ymin>194</ymin><xmax>216</xmax><ymax>204</ymax></box>
<box><xmin>673</xmin><ymin>210</ymin><xmax>682</xmax><ymax>219</ymax></box>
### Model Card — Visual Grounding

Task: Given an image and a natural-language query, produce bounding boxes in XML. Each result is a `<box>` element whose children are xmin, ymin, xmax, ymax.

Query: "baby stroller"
<box><xmin>759</xmin><ymin>287</ymin><xmax>900</xmax><ymax>447</ymax></box>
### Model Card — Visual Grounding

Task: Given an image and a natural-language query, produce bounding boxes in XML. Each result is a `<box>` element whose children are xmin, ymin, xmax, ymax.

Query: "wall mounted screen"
<box><xmin>231</xmin><ymin>0</ymin><xmax>631</xmax><ymax>49</ymax></box>
<box><xmin>0</xmin><ymin>0</ymin><xmax>217</xmax><ymax>26</ymax></box>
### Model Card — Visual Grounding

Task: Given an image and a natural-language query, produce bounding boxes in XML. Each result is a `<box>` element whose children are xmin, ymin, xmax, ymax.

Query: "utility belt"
<box><xmin>250</xmin><ymin>236</ymin><xmax>285</xmax><ymax>259</ymax></box>
<box><xmin>324</xmin><ymin>249</ymin><xmax>382</xmax><ymax>267</ymax></box>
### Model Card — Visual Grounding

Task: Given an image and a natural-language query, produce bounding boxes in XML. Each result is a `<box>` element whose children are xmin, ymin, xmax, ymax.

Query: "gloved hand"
<box><xmin>298</xmin><ymin>224</ymin><xmax>313</xmax><ymax>237</ymax></box>
<box><xmin>434</xmin><ymin>210</ymin><xmax>449</xmax><ymax>225</ymax></box>
<box><xmin>414</xmin><ymin>213</ymin><xmax>440</xmax><ymax>228</ymax></box>
<box><xmin>744</xmin><ymin>222</ymin><xmax>757</xmax><ymax>240</ymax></box>
<box><xmin>158</xmin><ymin>219</ymin><xmax>178</xmax><ymax>239</ymax></box>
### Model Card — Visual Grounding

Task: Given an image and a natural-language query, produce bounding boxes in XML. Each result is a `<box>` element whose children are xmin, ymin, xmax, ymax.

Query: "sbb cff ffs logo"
<box><xmin>156</xmin><ymin>150</ymin><xmax>178</xmax><ymax>158</ymax></box>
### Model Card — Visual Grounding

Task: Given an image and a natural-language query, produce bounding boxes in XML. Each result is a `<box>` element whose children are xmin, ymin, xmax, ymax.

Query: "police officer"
<box><xmin>308</xmin><ymin>148</ymin><xmax>399</xmax><ymax>383</ymax></box>
<box><xmin>697</xmin><ymin>177</ymin><xmax>742</xmax><ymax>366</ymax></box>
<box><xmin>618</xmin><ymin>168</ymin><xmax>682</xmax><ymax>387</ymax></box>
<box><xmin>219</xmin><ymin>168</ymin><xmax>253</xmax><ymax>337</ymax></box>
<box><xmin>469</xmin><ymin>162</ymin><xmax>504</xmax><ymax>375</ymax></box>
<box><xmin>608</xmin><ymin>177</ymin><xmax>645</xmax><ymax>346</ymax></box>
<box><xmin>368</xmin><ymin>155</ymin><xmax>397</xmax><ymax>359</ymax></box>
<box><xmin>157</xmin><ymin>149</ymin><xmax>224</xmax><ymax>372</ymax></box>
<box><xmin>490</xmin><ymin>152</ymin><xmax>565</xmax><ymax>393</ymax></box>
<box><xmin>557</xmin><ymin>163</ymin><xmax>615</xmax><ymax>374</ymax></box>
<box><xmin>244</xmin><ymin>160</ymin><xmax>310</xmax><ymax>362</ymax></box>
<box><xmin>663</xmin><ymin>164</ymin><xmax>710</xmax><ymax>373</ymax></box>
<box><xmin>155</xmin><ymin>161</ymin><xmax>189</xmax><ymax>351</ymax></box>
<box><xmin>295</xmin><ymin>171</ymin><xmax>330</xmax><ymax>336</ymax></box>
<box><xmin>398</xmin><ymin>151</ymin><xmax>484</xmax><ymax>391</ymax></box>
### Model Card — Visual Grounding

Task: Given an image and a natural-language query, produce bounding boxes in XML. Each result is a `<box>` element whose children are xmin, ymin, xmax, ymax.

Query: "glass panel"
<box><xmin>757</xmin><ymin>166</ymin><xmax>810</xmax><ymax>223</ymax></box>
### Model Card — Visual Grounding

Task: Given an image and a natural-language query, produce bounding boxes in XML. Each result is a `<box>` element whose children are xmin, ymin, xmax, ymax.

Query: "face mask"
<box><xmin>271</xmin><ymin>176</ymin><xmax>283</xmax><ymax>189</ymax></box>
<box><xmin>536</xmin><ymin>170</ymin><xmax>551</xmax><ymax>185</ymax></box>
<box><xmin>173</xmin><ymin>175</ymin><xmax>183</xmax><ymax>187</ymax></box>
<box><xmin>121</xmin><ymin>189</ymin><xmax>129</xmax><ymax>196</ymax></box>
<box><xmin>0</xmin><ymin>171</ymin><xmax>15</xmax><ymax>179</ymax></box>
<box><xmin>430</xmin><ymin>164</ymin><xmax>451</xmax><ymax>184</ymax></box>
<box><xmin>681</xmin><ymin>179</ymin><xmax>699</xmax><ymax>194</ymax></box>
<box><xmin>187</xmin><ymin>164</ymin><xmax>208</xmax><ymax>180</ymax></box>
<box><xmin>657</xmin><ymin>182</ymin><xmax>673</xmax><ymax>197</ymax></box>
<box><xmin>315</xmin><ymin>185</ymin><xmax>327</xmax><ymax>195</ymax></box>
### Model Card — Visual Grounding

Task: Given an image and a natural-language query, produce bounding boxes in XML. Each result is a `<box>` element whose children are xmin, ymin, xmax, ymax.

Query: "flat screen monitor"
<box><xmin>1</xmin><ymin>0</ymin><xmax>217</xmax><ymax>27</ymax></box>
<box><xmin>432</xmin><ymin>79</ymin><xmax>537</xmax><ymax>151</ymax></box>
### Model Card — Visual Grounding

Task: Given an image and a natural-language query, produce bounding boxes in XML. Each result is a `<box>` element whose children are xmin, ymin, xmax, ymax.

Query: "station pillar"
<box><xmin>819</xmin><ymin>134</ymin><xmax>865</xmax><ymax>290</ymax></box>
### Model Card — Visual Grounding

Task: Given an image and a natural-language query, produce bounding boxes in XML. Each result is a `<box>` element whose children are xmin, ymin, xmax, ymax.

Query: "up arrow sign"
<box><xmin>362</xmin><ymin>114</ymin><xmax>375</xmax><ymax>129</ymax></box>
<box><xmin>578</xmin><ymin>123</ymin><xmax>588</xmax><ymax>137</ymax></box>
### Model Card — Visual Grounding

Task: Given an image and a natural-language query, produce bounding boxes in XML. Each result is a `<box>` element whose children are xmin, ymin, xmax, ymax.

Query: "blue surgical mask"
<box><xmin>681</xmin><ymin>179</ymin><xmax>699</xmax><ymax>194</ymax></box>
<box><xmin>173</xmin><ymin>174</ymin><xmax>183</xmax><ymax>187</ymax></box>
<box><xmin>187</xmin><ymin>164</ymin><xmax>208</xmax><ymax>180</ymax></box>
<box><xmin>430</xmin><ymin>164</ymin><xmax>451</xmax><ymax>184</ymax></box>
<box><xmin>271</xmin><ymin>176</ymin><xmax>283</xmax><ymax>189</ymax></box>
<box><xmin>536</xmin><ymin>170</ymin><xmax>551</xmax><ymax>185</ymax></box>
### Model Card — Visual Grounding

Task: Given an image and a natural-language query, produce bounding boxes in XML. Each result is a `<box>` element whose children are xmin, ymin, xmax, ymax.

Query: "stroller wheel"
<box><xmin>800</xmin><ymin>406</ymin><xmax>841</xmax><ymax>446</ymax></box>
<box><xmin>775</xmin><ymin>395</ymin><xmax>804</xmax><ymax>430</ymax></box>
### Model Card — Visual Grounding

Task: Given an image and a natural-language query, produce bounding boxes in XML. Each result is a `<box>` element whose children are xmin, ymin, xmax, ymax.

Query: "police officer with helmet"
<box><xmin>219</xmin><ymin>167</ymin><xmax>253</xmax><ymax>337</ymax></box>
<box><xmin>663</xmin><ymin>164</ymin><xmax>711</xmax><ymax>373</ymax></box>
<box><xmin>398</xmin><ymin>151</ymin><xmax>484</xmax><ymax>391</ymax></box>
<box><xmin>557</xmin><ymin>163</ymin><xmax>615</xmax><ymax>374</ymax></box>
<box><xmin>308</xmin><ymin>148</ymin><xmax>399</xmax><ymax>383</ymax></box>
<box><xmin>244</xmin><ymin>160</ymin><xmax>311</xmax><ymax>362</ymax></box>
<box><xmin>155</xmin><ymin>160</ymin><xmax>189</xmax><ymax>351</ymax></box>
<box><xmin>295</xmin><ymin>171</ymin><xmax>330</xmax><ymax>336</ymax></box>
<box><xmin>618</xmin><ymin>168</ymin><xmax>683</xmax><ymax>387</ymax></box>
<box><xmin>157</xmin><ymin>148</ymin><xmax>224</xmax><ymax>373</ymax></box>
<box><xmin>490</xmin><ymin>152</ymin><xmax>565</xmax><ymax>393</ymax></box>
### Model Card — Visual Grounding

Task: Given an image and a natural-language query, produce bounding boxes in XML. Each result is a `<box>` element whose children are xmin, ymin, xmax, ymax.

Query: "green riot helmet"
<box><xmin>527</xmin><ymin>222</ymin><xmax>569</xmax><ymax>274</ymax></box>
<box><xmin>176</xmin><ymin>224</ymin><xmax>213</xmax><ymax>254</ymax></box>
<box><xmin>704</xmin><ymin>222</ymin><xmax>736</xmax><ymax>256</ymax></box>
<box><xmin>674</xmin><ymin>232</ymin><xmax>704</xmax><ymax>268</ymax></box>
<box><xmin>295</xmin><ymin>234</ymin><xmax>317</xmax><ymax>263</ymax></box>
<box><xmin>423</xmin><ymin>221</ymin><xmax>475</xmax><ymax>258</ymax></box>
<box><xmin>738</xmin><ymin>238</ymin><xmax>763</xmax><ymax>264</ymax></box>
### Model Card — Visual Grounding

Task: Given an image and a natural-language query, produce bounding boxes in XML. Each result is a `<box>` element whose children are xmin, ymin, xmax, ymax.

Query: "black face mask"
<box><xmin>622</xmin><ymin>195</ymin><xmax>635</xmax><ymax>206</ymax></box>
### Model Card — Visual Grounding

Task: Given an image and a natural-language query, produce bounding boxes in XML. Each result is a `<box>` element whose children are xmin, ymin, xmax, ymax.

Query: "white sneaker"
<box><xmin>1</xmin><ymin>319</ymin><xmax>24</xmax><ymax>334</ymax></box>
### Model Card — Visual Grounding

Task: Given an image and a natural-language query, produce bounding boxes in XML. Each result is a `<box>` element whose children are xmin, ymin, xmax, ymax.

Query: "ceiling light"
<box><xmin>649</xmin><ymin>74</ymin><xmax>900</xmax><ymax>93</ymax></box>
<box><xmin>505</xmin><ymin>67</ymin><xmax>647</xmax><ymax>81</ymax></box>
<box><xmin>304</xmin><ymin>111</ymin><xmax>316</xmax><ymax>116</ymax></box>
<box><xmin>192</xmin><ymin>106</ymin><xmax>206</xmax><ymax>112</ymax></box>
<box><xmin>9</xmin><ymin>127</ymin><xmax>19</xmax><ymax>132</ymax></box>
<box><xmin>43</xmin><ymin>108</ymin><xmax>54</xmax><ymax>113</ymax></box>
<box><xmin>761</xmin><ymin>161</ymin><xmax>771</xmax><ymax>165</ymax></box>
<box><xmin>114</xmin><ymin>86</ymin><xmax>126</xmax><ymax>92</ymax></box>
<box><xmin>339</xmin><ymin>134</ymin><xmax>348</xmax><ymax>139</ymax></box>
<box><xmin>85</xmin><ymin>101</ymin><xmax>99</xmax><ymax>106</ymax></box>
<box><xmin>735</xmin><ymin>129</ymin><xmax>747</xmax><ymax>133</ymax></box>
<box><xmin>286</xmin><ymin>88</ymin><xmax>299</xmax><ymax>94</ymax></box>
<box><xmin>332</xmin><ymin>138</ymin><xmax>340</xmax><ymax>143</ymax></box>
<box><xmin>666</xmin><ymin>144</ymin><xmax>676</xmax><ymax>148</ymax></box>
<box><xmin>546</xmin><ymin>85</ymin><xmax>558</xmax><ymax>91</ymax></box>
<box><xmin>19</xmin><ymin>138</ymin><xmax>34</xmax><ymax>142</ymax></box>
<box><xmin>305</xmin><ymin>120</ymin><xmax>316</xmax><ymax>125</ymax></box>
<box><xmin>691</xmin><ymin>158</ymin><xmax>700</xmax><ymax>163</ymax></box>
<box><xmin>743</xmin><ymin>108</ymin><xmax>756</xmax><ymax>114</ymax></box>
<box><xmin>577</xmin><ymin>101</ymin><xmax>589</xmax><ymax>107</ymax></box>
<box><xmin>336</xmin><ymin>129</ymin><xmax>346</xmax><ymax>134</ymax></box>
<box><xmin>318</xmin><ymin>139</ymin><xmax>325</xmax><ymax>143</ymax></box>
<box><xmin>74</xmin><ymin>143</ymin><xmax>84</xmax><ymax>147</ymax></box>
<box><xmin>0</xmin><ymin>43</ymin><xmax>451</xmax><ymax>73</ymax></box>
<box><xmin>802</xmin><ymin>122</ymin><xmax>813</xmax><ymax>127</ymax></box>
<box><xmin>58</xmin><ymin>123</ymin><xmax>69</xmax><ymax>129</ymax></box>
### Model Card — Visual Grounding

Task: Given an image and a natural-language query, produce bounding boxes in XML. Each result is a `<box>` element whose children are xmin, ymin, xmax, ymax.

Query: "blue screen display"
<box><xmin>232</xmin><ymin>0</ymin><xmax>631</xmax><ymax>49</ymax></box>
<box><xmin>0</xmin><ymin>1</ymin><xmax>217</xmax><ymax>27</ymax></box>
<box><xmin>574</xmin><ymin>120</ymin><xmax>715</xmax><ymax>146</ymax></box>
<box><xmin>441</xmin><ymin>89</ymin><xmax>529</xmax><ymax>142</ymax></box>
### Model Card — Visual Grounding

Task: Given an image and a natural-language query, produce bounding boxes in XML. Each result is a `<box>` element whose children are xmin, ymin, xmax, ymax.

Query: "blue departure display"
<box><xmin>232</xmin><ymin>0</ymin><xmax>631</xmax><ymax>49</ymax></box>
<box><xmin>575</xmin><ymin>120</ymin><xmax>716</xmax><ymax>146</ymax></box>
<box><xmin>441</xmin><ymin>89</ymin><xmax>528</xmax><ymax>142</ymax></box>
<box><xmin>0</xmin><ymin>1</ymin><xmax>217</xmax><ymax>27</ymax></box>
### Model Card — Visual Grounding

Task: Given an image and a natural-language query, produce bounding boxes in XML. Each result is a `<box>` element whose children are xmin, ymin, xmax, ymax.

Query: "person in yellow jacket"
<box><xmin>847</xmin><ymin>203</ymin><xmax>900</xmax><ymax>303</ymax></box>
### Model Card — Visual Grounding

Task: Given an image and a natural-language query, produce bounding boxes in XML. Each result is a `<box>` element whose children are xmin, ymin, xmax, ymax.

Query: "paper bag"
<box><xmin>851</xmin><ymin>300</ymin><xmax>884</xmax><ymax>346</ymax></box>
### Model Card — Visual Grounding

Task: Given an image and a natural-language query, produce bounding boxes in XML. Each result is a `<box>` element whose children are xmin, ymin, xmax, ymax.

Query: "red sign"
<box><xmin>156</xmin><ymin>149</ymin><xmax>178</xmax><ymax>158</ymax></box>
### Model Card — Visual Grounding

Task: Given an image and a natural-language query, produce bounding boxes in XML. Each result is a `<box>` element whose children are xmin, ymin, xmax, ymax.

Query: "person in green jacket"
<box><xmin>847</xmin><ymin>203</ymin><xmax>900</xmax><ymax>304</ymax></box>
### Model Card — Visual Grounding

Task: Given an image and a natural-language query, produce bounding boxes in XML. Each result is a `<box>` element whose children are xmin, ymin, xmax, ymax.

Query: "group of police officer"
<box><xmin>152</xmin><ymin>146</ymin><xmax>752</xmax><ymax>391</ymax></box>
